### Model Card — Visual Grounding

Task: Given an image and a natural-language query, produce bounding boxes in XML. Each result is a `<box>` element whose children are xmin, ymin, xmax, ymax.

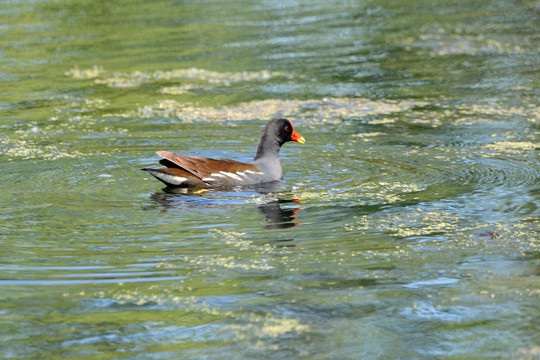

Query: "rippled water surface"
<box><xmin>1</xmin><ymin>0</ymin><xmax>539</xmax><ymax>359</ymax></box>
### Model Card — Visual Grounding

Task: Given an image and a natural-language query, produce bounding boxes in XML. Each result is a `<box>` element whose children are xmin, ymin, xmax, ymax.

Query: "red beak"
<box><xmin>291</xmin><ymin>128</ymin><xmax>305</xmax><ymax>144</ymax></box>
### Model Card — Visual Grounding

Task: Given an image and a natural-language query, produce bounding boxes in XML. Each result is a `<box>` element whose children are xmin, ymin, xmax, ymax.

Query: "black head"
<box><xmin>264</xmin><ymin>118</ymin><xmax>305</xmax><ymax>145</ymax></box>
<box><xmin>253</xmin><ymin>119</ymin><xmax>305</xmax><ymax>161</ymax></box>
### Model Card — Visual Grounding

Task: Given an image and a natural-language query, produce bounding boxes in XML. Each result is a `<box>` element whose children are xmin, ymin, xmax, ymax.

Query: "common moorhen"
<box><xmin>142</xmin><ymin>118</ymin><xmax>305</xmax><ymax>187</ymax></box>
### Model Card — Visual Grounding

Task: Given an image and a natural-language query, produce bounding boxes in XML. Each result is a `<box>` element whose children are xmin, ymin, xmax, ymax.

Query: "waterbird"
<box><xmin>142</xmin><ymin>118</ymin><xmax>305</xmax><ymax>187</ymax></box>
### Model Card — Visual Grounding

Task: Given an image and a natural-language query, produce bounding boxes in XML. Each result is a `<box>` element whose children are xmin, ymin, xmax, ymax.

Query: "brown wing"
<box><xmin>156</xmin><ymin>151</ymin><xmax>262</xmax><ymax>182</ymax></box>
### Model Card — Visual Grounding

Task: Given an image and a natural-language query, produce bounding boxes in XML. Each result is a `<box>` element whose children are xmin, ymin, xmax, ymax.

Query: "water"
<box><xmin>1</xmin><ymin>0</ymin><xmax>539</xmax><ymax>359</ymax></box>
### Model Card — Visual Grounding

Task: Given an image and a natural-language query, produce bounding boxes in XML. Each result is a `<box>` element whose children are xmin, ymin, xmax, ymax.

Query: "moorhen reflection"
<box><xmin>258</xmin><ymin>199</ymin><xmax>301</xmax><ymax>229</ymax></box>
<box><xmin>146</xmin><ymin>184</ymin><xmax>301</xmax><ymax>230</ymax></box>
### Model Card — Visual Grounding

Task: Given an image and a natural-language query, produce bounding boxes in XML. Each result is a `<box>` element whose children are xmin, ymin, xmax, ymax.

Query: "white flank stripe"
<box><xmin>237</xmin><ymin>169</ymin><xmax>264</xmax><ymax>178</ymax></box>
<box><xmin>220</xmin><ymin>171</ymin><xmax>244</xmax><ymax>182</ymax></box>
<box><xmin>208</xmin><ymin>170</ymin><xmax>262</xmax><ymax>183</ymax></box>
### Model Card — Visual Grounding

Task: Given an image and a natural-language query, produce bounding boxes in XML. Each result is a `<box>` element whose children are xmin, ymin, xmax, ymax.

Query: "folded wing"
<box><xmin>147</xmin><ymin>151</ymin><xmax>264</xmax><ymax>187</ymax></box>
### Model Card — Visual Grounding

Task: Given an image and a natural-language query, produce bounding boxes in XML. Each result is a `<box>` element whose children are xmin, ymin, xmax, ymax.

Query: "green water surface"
<box><xmin>1</xmin><ymin>0</ymin><xmax>539</xmax><ymax>359</ymax></box>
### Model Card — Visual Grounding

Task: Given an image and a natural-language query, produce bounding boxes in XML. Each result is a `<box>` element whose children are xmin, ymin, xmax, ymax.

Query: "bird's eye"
<box><xmin>285</xmin><ymin>125</ymin><xmax>291</xmax><ymax>133</ymax></box>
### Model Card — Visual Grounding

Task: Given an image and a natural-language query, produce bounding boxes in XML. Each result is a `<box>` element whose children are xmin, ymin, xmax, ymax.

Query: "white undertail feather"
<box><xmin>149</xmin><ymin>171</ymin><xmax>187</xmax><ymax>185</ymax></box>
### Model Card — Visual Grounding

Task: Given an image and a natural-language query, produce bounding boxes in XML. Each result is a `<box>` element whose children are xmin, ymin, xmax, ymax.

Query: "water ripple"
<box><xmin>451</xmin><ymin>158</ymin><xmax>540</xmax><ymax>187</ymax></box>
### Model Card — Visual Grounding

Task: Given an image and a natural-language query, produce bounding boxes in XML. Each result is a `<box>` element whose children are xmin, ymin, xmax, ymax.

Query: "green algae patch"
<box><xmin>112</xmin><ymin>97</ymin><xmax>424</xmax><ymax>123</ymax></box>
<box><xmin>65</xmin><ymin>66</ymin><xmax>299</xmax><ymax>89</ymax></box>
<box><xmin>483</xmin><ymin>141</ymin><xmax>537</xmax><ymax>155</ymax></box>
<box><xmin>0</xmin><ymin>136</ymin><xmax>83</xmax><ymax>160</ymax></box>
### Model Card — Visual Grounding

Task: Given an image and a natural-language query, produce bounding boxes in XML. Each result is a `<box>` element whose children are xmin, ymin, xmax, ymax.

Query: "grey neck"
<box><xmin>253</xmin><ymin>132</ymin><xmax>282</xmax><ymax>162</ymax></box>
<box><xmin>251</xmin><ymin>132</ymin><xmax>283</xmax><ymax>180</ymax></box>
